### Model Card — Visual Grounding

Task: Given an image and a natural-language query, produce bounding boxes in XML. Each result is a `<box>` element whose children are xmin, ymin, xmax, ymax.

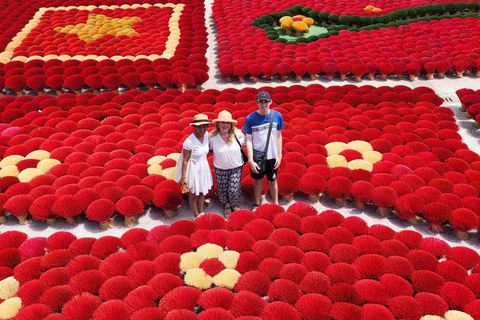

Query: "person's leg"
<box><xmin>253</xmin><ymin>179</ymin><xmax>263</xmax><ymax>207</ymax></box>
<box><xmin>228</xmin><ymin>167</ymin><xmax>243</xmax><ymax>210</ymax></box>
<box><xmin>267</xmin><ymin>180</ymin><xmax>279</xmax><ymax>205</ymax></box>
<box><xmin>266</xmin><ymin>159</ymin><xmax>279</xmax><ymax>205</ymax></box>
<box><xmin>189</xmin><ymin>193</ymin><xmax>199</xmax><ymax>217</ymax></box>
<box><xmin>250</xmin><ymin>164</ymin><xmax>265</xmax><ymax>211</ymax></box>
<box><xmin>196</xmin><ymin>193</ymin><xmax>205</xmax><ymax>214</ymax></box>
<box><xmin>215</xmin><ymin>167</ymin><xmax>231</xmax><ymax>212</ymax></box>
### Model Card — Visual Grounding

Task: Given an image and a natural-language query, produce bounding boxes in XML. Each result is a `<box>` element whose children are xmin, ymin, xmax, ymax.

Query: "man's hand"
<box><xmin>274</xmin><ymin>156</ymin><xmax>281</xmax><ymax>170</ymax></box>
<box><xmin>249</xmin><ymin>160</ymin><xmax>259</xmax><ymax>174</ymax></box>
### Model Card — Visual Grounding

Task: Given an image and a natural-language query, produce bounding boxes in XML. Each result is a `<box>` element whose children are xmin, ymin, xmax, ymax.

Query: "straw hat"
<box><xmin>212</xmin><ymin>110</ymin><xmax>237</xmax><ymax>125</ymax></box>
<box><xmin>189</xmin><ymin>113</ymin><xmax>211</xmax><ymax>126</ymax></box>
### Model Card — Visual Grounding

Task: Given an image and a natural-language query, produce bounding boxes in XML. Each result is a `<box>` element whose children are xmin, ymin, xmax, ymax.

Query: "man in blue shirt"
<box><xmin>244</xmin><ymin>91</ymin><xmax>284</xmax><ymax>212</ymax></box>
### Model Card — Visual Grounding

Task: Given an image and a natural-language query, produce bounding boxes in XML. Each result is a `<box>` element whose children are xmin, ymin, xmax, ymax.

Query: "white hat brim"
<box><xmin>212</xmin><ymin>119</ymin><xmax>237</xmax><ymax>125</ymax></box>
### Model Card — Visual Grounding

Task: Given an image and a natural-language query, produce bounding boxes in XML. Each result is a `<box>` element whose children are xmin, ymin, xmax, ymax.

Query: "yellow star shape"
<box><xmin>54</xmin><ymin>13</ymin><xmax>142</xmax><ymax>43</ymax></box>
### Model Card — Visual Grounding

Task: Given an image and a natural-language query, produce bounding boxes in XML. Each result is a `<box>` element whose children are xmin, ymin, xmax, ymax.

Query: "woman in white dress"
<box><xmin>178</xmin><ymin>113</ymin><xmax>213</xmax><ymax>217</ymax></box>
<box><xmin>209</xmin><ymin>110</ymin><xmax>245</xmax><ymax>217</ymax></box>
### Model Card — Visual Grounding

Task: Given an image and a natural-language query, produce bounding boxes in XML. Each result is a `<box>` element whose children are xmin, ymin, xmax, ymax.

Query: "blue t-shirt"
<box><xmin>243</xmin><ymin>110</ymin><xmax>284</xmax><ymax>160</ymax></box>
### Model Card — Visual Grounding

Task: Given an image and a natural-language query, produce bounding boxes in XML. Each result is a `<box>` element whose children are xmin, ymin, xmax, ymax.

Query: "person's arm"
<box><xmin>179</xmin><ymin>148</ymin><xmax>191</xmax><ymax>186</ymax></box>
<box><xmin>208</xmin><ymin>136</ymin><xmax>214</xmax><ymax>154</ymax></box>
<box><xmin>274</xmin><ymin>130</ymin><xmax>282</xmax><ymax>169</ymax></box>
<box><xmin>246</xmin><ymin>133</ymin><xmax>259</xmax><ymax>174</ymax></box>
<box><xmin>238</xmin><ymin>131</ymin><xmax>246</xmax><ymax>146</ymax></box>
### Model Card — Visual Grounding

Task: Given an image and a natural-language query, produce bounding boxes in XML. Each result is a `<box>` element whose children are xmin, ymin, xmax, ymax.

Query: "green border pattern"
<box><xmin>250</xmin><ymin>3</ymin><xmax>480</xmax><ymax>44</ymax></box>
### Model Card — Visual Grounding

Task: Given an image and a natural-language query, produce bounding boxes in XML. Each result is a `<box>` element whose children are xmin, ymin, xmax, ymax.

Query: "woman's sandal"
<box><xmin>224</xmin><ymin>206</ymin><xmax>232</xmax><ymax>217</ymax></box>
<box><xmin>251</xmin><ymin>203</ymin><xmax>260</xmax><ymax>212</ymax></box>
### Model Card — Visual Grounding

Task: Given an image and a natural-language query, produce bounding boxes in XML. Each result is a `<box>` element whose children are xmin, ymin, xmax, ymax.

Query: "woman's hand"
<box><xmin>179</xmin><ymin>177</ymin><xmax>187</xmax><ymax>186</ymax></box>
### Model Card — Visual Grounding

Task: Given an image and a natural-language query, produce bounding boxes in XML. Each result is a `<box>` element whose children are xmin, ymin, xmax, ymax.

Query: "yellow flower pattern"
<box><xmin>180</xmin><ymin>243</ymin><xmax>241</xmax><ymax>290</ymax></box>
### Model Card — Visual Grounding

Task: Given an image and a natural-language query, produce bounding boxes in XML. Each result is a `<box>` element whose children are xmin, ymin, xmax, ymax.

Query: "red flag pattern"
<box><xmin>11</xmin><ymin>4</ymin><xmax>179</xmax><ymax>60</ymax></box>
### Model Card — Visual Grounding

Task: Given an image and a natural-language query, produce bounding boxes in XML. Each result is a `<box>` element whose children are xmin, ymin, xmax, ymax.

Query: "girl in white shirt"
<box><xmin>209</xmin><ymin>110</ymin><xmax>246</xmax><ymax>216</ymax></box>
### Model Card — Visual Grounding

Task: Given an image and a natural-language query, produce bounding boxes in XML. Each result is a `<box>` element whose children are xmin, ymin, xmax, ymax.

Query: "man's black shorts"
<box><xmin>251</xmin><ymin>159</ymin><xmax>278</xmax><ymax>182</ymax></box>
